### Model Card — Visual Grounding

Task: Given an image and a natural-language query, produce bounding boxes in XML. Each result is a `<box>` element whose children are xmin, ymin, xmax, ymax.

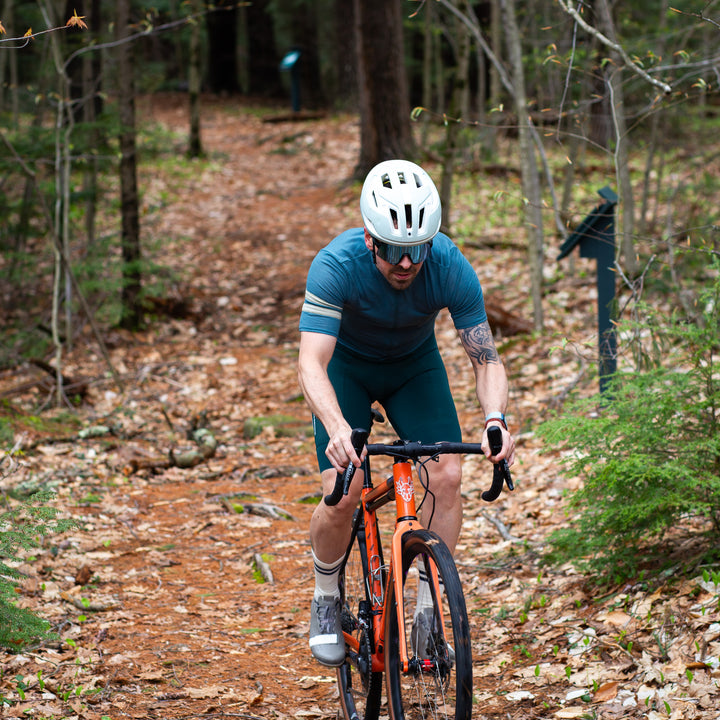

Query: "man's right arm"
<box><xmin>297</xmin><ymin>331</ymin><xmax>363</xmax><ymax>473</ymax></box>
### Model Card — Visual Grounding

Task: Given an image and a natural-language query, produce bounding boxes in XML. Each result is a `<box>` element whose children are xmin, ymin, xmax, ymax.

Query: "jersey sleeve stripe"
<box><xmin>302</xmin><ymin>291</ymin><xmax>343</xmax><ymax>321</ymax></box>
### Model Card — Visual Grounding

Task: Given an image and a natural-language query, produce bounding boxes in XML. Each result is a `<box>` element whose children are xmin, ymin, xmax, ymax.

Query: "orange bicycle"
<box><xmin>325</xmin><ymin>410</ymin><xmax>513</xmax><ymax>720</ymax></box>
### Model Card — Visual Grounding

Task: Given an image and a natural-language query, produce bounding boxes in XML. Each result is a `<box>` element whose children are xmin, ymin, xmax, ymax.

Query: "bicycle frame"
<box><xmin>333</xmin><ymin>425</ymin><xmax>511</xmax><ymax>720</ymax></box>
<box><xmin>345</xmin><ymin>455</ymin><xmax>447</xmax><ymax>675</ymax></box>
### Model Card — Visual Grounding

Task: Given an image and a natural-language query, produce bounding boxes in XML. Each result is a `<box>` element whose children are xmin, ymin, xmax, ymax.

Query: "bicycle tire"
<box><xmin>384</xmin><ymin>529</ymin><xmax>472</xmax><ymax>720</ymax></box>
<box><xmin>336</xmin><ymin>511</ymin><xmax>383</xmax><ymax>720</ymax></box>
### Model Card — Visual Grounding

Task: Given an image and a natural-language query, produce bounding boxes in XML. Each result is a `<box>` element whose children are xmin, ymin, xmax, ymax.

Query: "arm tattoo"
<box><xmin>459</xmin><ymin>322</ymin><xmax>500</xmax><ymax>366</ymax></box>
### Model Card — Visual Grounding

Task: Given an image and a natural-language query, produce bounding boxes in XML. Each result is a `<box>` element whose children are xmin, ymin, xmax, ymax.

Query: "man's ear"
<box><xmin>363</xmin><ymin>229</ymin><xmax>374</xmax><ymax>252</ymax></box>
<box><xmin>363</xmin><ymin>229</ymin><xmax>377</xmax><ymax>265</ymax></box>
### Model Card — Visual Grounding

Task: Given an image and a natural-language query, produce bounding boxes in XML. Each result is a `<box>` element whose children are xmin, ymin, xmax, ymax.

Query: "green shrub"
<box><xmin>1</xmin><ymin>461</ymin><xmax>76</xmax><ymax>650</ymax></box>
<box><xmin>537</xmin><ymin>258</ymin><xmax>720</xmax><ymax>584</ymax></box>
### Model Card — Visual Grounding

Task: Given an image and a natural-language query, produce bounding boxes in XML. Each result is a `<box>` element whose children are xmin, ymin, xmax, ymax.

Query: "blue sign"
<box><xmin>280</xmin><ymin>50</ymin><xmax>300</xmax><ymax>71</ymax></box>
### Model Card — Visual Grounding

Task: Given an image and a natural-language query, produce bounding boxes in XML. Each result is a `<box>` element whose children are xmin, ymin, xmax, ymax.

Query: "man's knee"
<box><xmin>316</xmin><ymin>469</ymin><xmax>363</xmax><ymax>522</ymax></box>
<box><xmin>429</xmin><ymin>456</ymin><xmax>462</xmax><ymax>496</ymax></box>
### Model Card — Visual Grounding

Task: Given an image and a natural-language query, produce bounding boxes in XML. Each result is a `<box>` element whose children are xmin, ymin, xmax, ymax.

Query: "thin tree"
<box><xmin>435</xmin><ymin>0</ymin><xmax>569</xmax><ymax>331</ymax></box>
<box><xmin>188</xmin><ymin>0</ymin><xmax>203</xmax><ymax>158</ymax></box>
<box><xmin>439</xmin><ymin>0</ymin><xmax>471</xmax><ymax>234</ymax></box>
<box><xmin>499</xmin><ymin>0</ymin><xmax>544</xmax><ymax>330</ymax></box>
<box><xmin>595</xmin><ymin>0</ymin><xmax>637</xmax><ymax>279</ymax></box>
<box><xmin>116</xmin><ymin>0</ymin><xmax>142</xmax><ymax>330</ymax></box>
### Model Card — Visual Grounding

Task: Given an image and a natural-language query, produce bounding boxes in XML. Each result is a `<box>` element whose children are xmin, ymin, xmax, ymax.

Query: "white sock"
<box><xmin>416</xmin><ymin>560</ymin><xmax>444</xmax><ymax>616</ymax></box>
<box><xmin>312</xmin><ymin>548</ymin><xmax>343</xmax><ymax>599</ymax></box>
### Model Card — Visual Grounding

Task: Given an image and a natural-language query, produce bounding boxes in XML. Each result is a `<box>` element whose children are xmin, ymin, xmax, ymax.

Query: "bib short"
<box><xmin>312</xmin><ymin>336</ymin><xmax>462</xmax><ymax>472</ymax></box>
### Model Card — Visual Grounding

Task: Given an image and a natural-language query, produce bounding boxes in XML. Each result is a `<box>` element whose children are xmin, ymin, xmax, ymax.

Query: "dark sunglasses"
<box><xmin>373</xmin><ymin>238</ymin><xmax>432</xmax><ymax>265</ymax></box>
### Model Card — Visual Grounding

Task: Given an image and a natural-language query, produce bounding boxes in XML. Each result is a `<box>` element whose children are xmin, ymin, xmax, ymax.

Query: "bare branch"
<box><xmin>555</xmin><ymin>0</ymin><xmax>672</xmax><ymax>94</ymax></box>
<box><xmin>670</xmin><ymin>2</ymin><xmax>720</xmax><ymax>30</ymax></box>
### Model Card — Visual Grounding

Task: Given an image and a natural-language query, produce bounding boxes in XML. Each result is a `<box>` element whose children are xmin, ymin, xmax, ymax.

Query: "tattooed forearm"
<box><xmin>459</xmin><ymin>323</ymin><xmax>500</xmax><ymax>366</ymax></box>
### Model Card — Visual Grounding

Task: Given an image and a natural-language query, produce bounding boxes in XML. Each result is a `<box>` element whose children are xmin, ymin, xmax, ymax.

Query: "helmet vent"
<box><xmin>381</xmin><ymin>173</ymin><xmax>392</xmax><ymax>188</ymax></box>
<box><xmin>404</xmin><ymin>204</ymin><xmax>412</xmax><ymax>230</ymax></box>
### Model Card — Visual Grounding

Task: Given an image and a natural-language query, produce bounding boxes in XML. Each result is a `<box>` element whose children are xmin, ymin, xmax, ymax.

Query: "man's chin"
<box><xmin>388</xmin><ymin>278</ymin><xmax>414</xmax><ymax>290</ymax></box>
<box><xmin>388</xmin><ymin>272</ymin><xmax>417</xmax><ymax>289</ymax></box>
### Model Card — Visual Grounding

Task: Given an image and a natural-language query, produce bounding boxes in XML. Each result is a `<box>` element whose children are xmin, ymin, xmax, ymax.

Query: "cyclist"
<box><xmin>298</xmin><ymin>159</ymin><xmax>516</xmax><ymax>667</ymax></box>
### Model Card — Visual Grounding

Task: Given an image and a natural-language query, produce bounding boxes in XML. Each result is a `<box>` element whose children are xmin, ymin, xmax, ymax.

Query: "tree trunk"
<box><xmin>595</xmin><ymin>0</ymin><xmax>636</xmax><ymax>278</ymax></box>
<box><xmin>420</xmin><ymin>0</ymin><xmax>433</xmax><ymax>145</ymax></box>
<box><xmin>489</xmin><ymin>0</ymin><xmax>502</xmax><ymax>111</ymax></box>
<box><xmin>353</xmin><ymin>0</ymin><xmax>416</xmax><ymax>179</ymax></box>
<box><xmin>116</xmin><ymin>0</ymin><xmax>142</xmax><ymax>330</ymax></box>
<box><xmin>82</xmin><ymin>0</ymin><xmax>102</xmax><ymax>249</ymax></box>
<box><xmin>439</xmin><ymin>0</ymin><xmax>471</xmax><ymax>234</ymax></box>
<box><xmin>332</xmin><ymin>0</ymin><xmax>357</xmax><ymax>109</ymax></box>
<box><xmin>638</xmin><ymin>0</ymin><xmax>669</xmax><ymax>238</ymax></box>
<box><xmin>188</xmin><ymin>0</ymin><xmax>203</xmax><ymax>158</ymax></box>
<box><xmin>294</xmin><ymin>3</ymin><xmax>324</xmax><ymax>110</ymax></box>
<box><xmin>500</xmin><ymin>0</ymin><xmax>544</xmax><ymax>330</ymax></box>
<box><xmin>244</xmin><ymin>0</ymin><xmax>282</xmax><ymax>97</ymax></box>
<box><xmin>0</xmin><ymin>0</ymin><xmax>19</xmax><ymax>120</ymax></box>
<box><xmin>206</xmin><ymin>3</ymin><xmax>239</xmax><ymax>93</ymax></box>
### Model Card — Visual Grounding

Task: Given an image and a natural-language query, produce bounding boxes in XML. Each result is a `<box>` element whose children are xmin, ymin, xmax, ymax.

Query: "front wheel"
<box><xmin>384</xmin><ymin>529</ymin><xmax>472</xmax><ymax>720</ymax></box>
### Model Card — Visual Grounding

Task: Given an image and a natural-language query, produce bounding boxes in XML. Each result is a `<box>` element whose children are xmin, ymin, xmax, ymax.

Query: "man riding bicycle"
<box><xmin>297</xmin><ymin>159</ymin><xmax>516</xmax><ymax>666</ymax></box>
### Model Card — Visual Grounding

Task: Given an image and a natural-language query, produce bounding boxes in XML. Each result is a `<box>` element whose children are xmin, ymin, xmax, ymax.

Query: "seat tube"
<box><xmin>362</xmin><ymin>488</ymin><xmax>384</xmax><ymax>610</ymax></box>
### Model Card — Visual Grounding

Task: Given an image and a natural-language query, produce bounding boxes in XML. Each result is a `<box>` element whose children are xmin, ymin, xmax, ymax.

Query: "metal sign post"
<box><xmin>557</xmin><ymin>186</ymin><xmax>619</xmax><ymax>395</ymax></box>
<box><xmin>280</xmin><ymin>50</ymin><xmax>301</xmax><ymax>113</ymax></box>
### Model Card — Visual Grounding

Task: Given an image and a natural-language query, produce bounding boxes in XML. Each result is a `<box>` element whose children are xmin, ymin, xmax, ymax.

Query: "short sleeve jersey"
<box><xmin>299</xmin><ymin>228</ymin><xmax>487</xmax><ymax>361</ymax></box>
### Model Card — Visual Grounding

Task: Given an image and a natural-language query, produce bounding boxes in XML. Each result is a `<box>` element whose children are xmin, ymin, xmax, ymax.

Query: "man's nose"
<box><xmin>398</xmin><ymin>255</ymin><xmax>413</xmax><ymax>268</ymax></box>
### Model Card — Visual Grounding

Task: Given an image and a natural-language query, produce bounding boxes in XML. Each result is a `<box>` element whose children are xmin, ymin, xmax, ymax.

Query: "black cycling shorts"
<box><xmin>312</xmin><ymin>336</ymin><xmax>462</xmax><ymax>472</ymax></box>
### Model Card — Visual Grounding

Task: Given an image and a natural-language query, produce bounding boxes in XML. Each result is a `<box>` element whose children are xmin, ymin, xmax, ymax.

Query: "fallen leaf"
<box><xmin>555</xmin><ymin>708</ymin><xmax>589</xmax><ymax>719</ymax></box>
<box><xmin>600</xmin><ymin>610</ymin><xmax>632</xmax><ymax>626</ymax></box>
<box><xmin>593</xmin><ymin>680</ymin><xmax>619</xmax><ymax>702</ymax></box>
<box><xmin>506</xmin><ymin>690</ymin><xmax>535</xmax><ymax>701</ymax></box>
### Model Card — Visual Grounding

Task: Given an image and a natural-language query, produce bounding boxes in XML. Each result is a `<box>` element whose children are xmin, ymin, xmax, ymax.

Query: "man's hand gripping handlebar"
<box><xmin>324</xmin><ymin>429</ymin><xmax>368</xmax><ymax>507</ymax></box>
<box><xmin>482</xmin><ymin>425</ymin><xmax>514</xmax><ymax>502</ymax></box>
<box><xmin>323</xmin><ymin>426</ymin><xmax>513</xmax><ymax>507</ymax></box>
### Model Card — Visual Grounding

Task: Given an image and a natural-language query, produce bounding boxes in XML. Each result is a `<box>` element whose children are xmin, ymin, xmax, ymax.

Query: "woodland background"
<box><xmin>1</xmin><ymin>1</ymin><xmax>720</xmax><ymax>719</ymax></box>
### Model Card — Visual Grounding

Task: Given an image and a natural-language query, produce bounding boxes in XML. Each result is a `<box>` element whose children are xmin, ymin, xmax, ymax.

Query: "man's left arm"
<box><xmin>458</xmin><ymin>321</ymin><xmax>516</xmax><ymax>465</ymax></box>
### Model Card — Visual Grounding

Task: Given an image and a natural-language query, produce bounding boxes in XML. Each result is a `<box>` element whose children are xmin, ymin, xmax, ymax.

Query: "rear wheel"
<box><xmin>336</xmin><ymin>513</ymin><xmax>383</xmax><ymax>720</ymax></box>
<box><xmin>384</xmin><ymin>529</ymin><xmax>472</xmax><ymax>720</ymax></box>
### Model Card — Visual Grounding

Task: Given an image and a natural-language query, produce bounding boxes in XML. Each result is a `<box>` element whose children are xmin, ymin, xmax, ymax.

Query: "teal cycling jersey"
<box><xmin>299</xmin><ymin>228</ymin><xmax>487</xmax><ymax>361</ymax></box>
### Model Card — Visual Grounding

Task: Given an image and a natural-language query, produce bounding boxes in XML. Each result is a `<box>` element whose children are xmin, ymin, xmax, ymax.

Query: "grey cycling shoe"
<box><xmin>309</xmin><ymin>595</ymin><xmax>345</xmax><ymax>667</ymax></box>
<box><xmin>411</xmin><ymin>607</ymin><xmax>455</xmax><ymax>663</ymax></box>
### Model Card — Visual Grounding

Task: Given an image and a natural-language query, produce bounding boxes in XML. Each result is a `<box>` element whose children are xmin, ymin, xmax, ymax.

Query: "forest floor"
<box><xmin>1</xmin><ymin>95</ymin><xmax>718</xmax><ymax>720</ymax></box>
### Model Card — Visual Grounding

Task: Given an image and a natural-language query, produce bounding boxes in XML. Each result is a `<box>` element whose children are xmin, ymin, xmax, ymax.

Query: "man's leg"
<box><xmin>310</xmin><ymin>467</ymin><xmax>362</xmax><ymax>563</ymax></box>
<box><xmin>308</xmin><ymin>467</ymin><xmax>364</xmax><ymax>666</ymax></box>
<box><xmin>412</xmin><ymin>453</ymin><xmax>463</xmax><ymax>659</ymax></box>
<box><xmin>418</xmin><ymin>453</ymin><xmax>463</xmax><ymax>553</ymax></box>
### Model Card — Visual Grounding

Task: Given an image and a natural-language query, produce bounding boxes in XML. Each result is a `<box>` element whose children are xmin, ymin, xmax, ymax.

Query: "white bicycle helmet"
<box><xmin>360</xmin><ymin>160</ymin><xmax>442</xmax><ymax>246</ymax></box>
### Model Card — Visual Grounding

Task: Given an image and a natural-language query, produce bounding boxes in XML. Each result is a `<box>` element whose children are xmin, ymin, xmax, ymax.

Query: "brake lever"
<box><xmin>481</xmin><ymin>426</ymin><xmax>514</xmax><ymax>502</ymax></box>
